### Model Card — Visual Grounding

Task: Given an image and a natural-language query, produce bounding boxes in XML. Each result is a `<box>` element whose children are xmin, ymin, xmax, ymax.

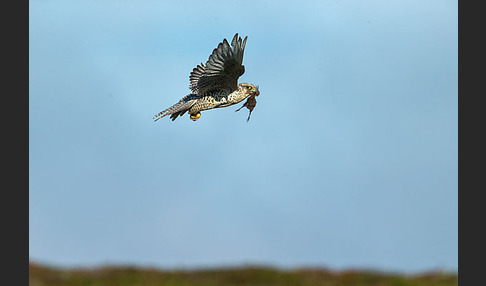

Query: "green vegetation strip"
<box><xmin>29</xmin><ymin>262</ymin><xmax>457</xmax><ymax>286</ymax></box>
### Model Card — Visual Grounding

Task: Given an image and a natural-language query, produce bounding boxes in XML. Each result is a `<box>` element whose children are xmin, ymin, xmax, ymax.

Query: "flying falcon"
<box><xmin>153</xmin><ymin>33</ymin><xmax>260</xmax><ymax>122</ymax></box>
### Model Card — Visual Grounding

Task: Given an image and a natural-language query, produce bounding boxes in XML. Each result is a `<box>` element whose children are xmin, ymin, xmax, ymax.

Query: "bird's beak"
<box><xmin>251</xmin><ymin>87</ymin><xmax>260</xmax><ymax>96</ymax></box>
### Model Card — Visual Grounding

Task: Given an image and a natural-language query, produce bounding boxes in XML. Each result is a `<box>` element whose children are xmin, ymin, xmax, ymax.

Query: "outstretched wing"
<box><xmin>189</xmin><ymin>33</ymin><xmax>247</xmax><ymax>95</ymax></box>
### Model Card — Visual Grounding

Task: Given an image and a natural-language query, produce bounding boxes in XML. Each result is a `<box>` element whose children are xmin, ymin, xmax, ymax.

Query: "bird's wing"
<box><xmin>189</xmin><ymin>33</ymin><xmax>247</xmax><ymax>95</ymax></box>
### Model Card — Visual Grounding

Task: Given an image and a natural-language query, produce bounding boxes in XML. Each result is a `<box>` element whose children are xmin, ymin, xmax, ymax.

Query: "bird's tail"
<box><xmin>153</xmin><ymin>94</ymin><xmax>198</xmax><ymax>122</ymax></box>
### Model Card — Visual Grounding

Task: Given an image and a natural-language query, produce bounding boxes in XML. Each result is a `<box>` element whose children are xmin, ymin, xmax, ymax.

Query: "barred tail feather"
<box><xmin>153</xmin><ymin>94</ymin><xmax>199</xmax><ymax>122</ymax></box>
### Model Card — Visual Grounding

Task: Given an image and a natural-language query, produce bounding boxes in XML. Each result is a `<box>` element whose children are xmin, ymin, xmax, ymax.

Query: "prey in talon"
<box><xmin>235</xmin><ymin>86</ymin><xmax>260</xmax><ymax>122</ymax></box>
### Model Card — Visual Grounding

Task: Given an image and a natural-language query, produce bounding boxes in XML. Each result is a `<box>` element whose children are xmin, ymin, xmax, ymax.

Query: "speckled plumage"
<box><xmin>153</xmin><ymin>33</ymin><xmax>259</xmax><ymax>122</ymax></box>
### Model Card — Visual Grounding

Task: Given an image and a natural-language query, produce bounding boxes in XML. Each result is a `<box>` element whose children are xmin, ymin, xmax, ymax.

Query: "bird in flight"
<box><xmin>153</xmin><ymin>33</ymin><xmax>260</xmax><ymax>122</ymax></box>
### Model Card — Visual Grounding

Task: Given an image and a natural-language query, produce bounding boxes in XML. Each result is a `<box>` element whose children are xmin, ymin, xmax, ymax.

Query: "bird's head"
<box><xmin>239</xmin><ymin>83</ymin><xmax>260</xmax><ymax>96</ymax></box>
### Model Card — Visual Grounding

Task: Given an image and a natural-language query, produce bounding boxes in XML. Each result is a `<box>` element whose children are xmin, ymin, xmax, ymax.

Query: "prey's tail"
<box><xmin>153</xmin><ymin>94</ymin><xmax>198</xmax><ymax>122</ymax></box>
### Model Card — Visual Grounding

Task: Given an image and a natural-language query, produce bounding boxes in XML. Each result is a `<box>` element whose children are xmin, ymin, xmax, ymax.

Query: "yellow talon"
<box><xmin>190</xmin><ymin>112</ymin><xmax>201</xmax><ymax>121</ymax></box>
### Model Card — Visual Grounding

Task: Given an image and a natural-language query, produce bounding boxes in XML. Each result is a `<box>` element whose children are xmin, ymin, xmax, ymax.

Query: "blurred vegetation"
<box><xmin>29</xmin><ymin>261</ymin><xmax>457</xmax><ymax>286</ymax></box>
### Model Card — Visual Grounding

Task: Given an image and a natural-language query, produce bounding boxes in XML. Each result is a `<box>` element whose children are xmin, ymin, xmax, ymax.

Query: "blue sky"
<box><xmin>29</xmin><ymin>0</ymin><xmax>458</xmax><ymax>273</ymax></box>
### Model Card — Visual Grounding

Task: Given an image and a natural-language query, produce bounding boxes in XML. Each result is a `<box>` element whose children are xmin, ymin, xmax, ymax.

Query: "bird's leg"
<box><xmin>190</xmin><ymin>112</ymin><xmax>201</xmax><ymax>121</ymax></box>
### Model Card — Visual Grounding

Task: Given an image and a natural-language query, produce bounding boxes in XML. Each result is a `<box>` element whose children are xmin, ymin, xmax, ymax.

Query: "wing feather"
<box><xmin>189</xmin><ymin>33</ymin><xmax>247</xmax><ymax>95</ymax></box>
